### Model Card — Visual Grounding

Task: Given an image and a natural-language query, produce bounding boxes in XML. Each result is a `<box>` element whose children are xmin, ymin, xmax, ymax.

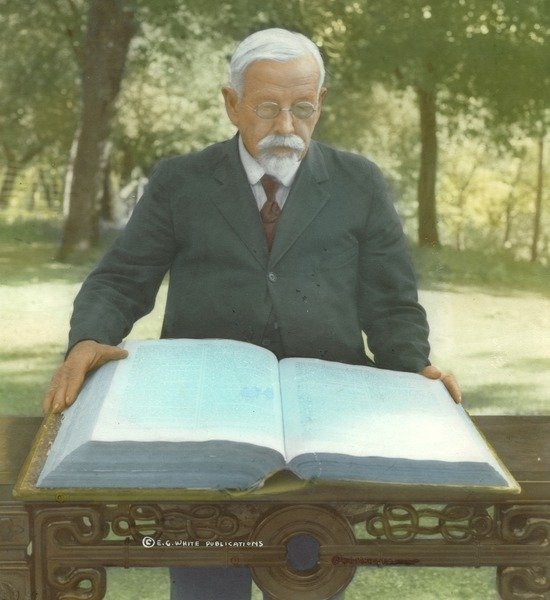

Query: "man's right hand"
<box><xmin>42</xmin><ymin>340</ymin><xmax>128</xmax><ymax>415</ymax></box>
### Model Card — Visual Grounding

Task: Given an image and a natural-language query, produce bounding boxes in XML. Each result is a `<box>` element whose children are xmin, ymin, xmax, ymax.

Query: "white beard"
<box><xmin>257</xmin><ymin>134</ymin><xmax>305</xmax><ymax>181</ymax></box>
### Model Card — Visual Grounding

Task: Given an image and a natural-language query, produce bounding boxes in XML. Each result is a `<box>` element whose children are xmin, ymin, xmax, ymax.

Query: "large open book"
<box><xmin>34</xmin><ymin>339</ymin><xmax>518</xmax><ymax>492</ymax></box>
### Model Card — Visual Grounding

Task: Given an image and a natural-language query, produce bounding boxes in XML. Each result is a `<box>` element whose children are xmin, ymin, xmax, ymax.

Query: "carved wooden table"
<box><xmin>1</xmin><ymin>416</ymin><xmax>549</xmax><ymax>599</ymax></box>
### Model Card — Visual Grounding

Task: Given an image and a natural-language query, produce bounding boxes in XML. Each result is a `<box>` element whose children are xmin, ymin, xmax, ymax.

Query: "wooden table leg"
<box><xmin>0</xmin><ymin>504</ymin><xmax>33</xmax><ymax>600</ymax></box>
<box><xmin>497</xmin><ymin>564</ymin><xmax>550</xmax><ymax>599</ymax></box>
<box><xmin>32</xmin><ymin>505</ymin><xmax>108</xmax><ymax>600</ymax></box>
<box><xmin>496</xmin><ymin>504</ymin><xmax>550</xmax><ymax>600</ymax></box>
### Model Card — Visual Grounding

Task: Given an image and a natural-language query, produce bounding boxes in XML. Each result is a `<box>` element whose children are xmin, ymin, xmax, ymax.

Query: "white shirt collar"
<box><xmin>237</xmin><ymin>135</ymin><xmax>301</xmax><ymax>188</ymax></box>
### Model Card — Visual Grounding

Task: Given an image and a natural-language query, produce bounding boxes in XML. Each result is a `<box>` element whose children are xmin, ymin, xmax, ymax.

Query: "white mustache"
<box><xmin>258</xmin><ymin>134</ymin><xmax>305</xmax><ymax>153</ymax></box>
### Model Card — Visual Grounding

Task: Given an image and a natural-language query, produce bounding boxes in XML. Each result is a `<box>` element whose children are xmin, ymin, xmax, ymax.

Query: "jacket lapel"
<box><xmin>208</xmin><ymin>137</ymin><xmax>331</xmax><ymax>270</ymax></box>
<box><xmin>269</xmin><ymin>141</ymin><xmax>330</xmax><ymax>268</ymax></box>
<box><xmin>209</xmin><ymin>137</ymin><xmax>269</xmax><ymax>269</ymax></box>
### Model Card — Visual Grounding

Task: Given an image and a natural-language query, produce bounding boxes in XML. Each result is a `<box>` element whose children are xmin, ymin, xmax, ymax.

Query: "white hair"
<box><xmin>228</xmin><ymin>28</ymin><xmax>325</xmax><ymax>97</ymax></box>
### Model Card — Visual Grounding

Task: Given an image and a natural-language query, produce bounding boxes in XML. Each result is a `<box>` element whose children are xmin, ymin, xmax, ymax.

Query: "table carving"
<box><xmin>0</xmin><ymin>517</ymin><xmax>25</xmax><ymax>545</ymax></box>
<box><xmin>497</xmin><ymin>565</ymin><xmax>550</xmax><ymax>600</ymax></box>
<box><xmin>0</xmin><ymin>579</ymin><xmax>22</xmax><ymax>600</ymax></box>
<box><xmin>363</xmin><ymin>503</ymin><xmax>494</xmax><ymax>542</ymax></box>
<box><xmin>499</xmin><ymin>504</ymin><xmax>550</xmax><ymax>545</ymax></box>
<box><xmin>250</xmin><ymin>504</ymin><xmax>356</xmax><ymax>600</ymax></box>
<box><xmin>109</xmin><ymin>503</ymin><xmax>250</xmax><ymax>541</ymax></box>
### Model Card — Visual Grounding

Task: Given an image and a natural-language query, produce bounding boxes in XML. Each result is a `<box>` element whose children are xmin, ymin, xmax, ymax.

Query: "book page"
<box><xmin>279</xmin><ymin>358</ymin><xmax>504</xmax><ymax>473</ymax></box>
<box><xmin>92</xmin><ymin>339</ymin><xmax>284</xmax><ymax>453</ymax></box>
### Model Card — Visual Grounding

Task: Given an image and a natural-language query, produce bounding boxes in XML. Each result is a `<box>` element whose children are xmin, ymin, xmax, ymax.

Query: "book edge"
<box><xmin>13</xmin><ymin>411</ymin><xmax>62</xmax><ymax>499</ymax></box>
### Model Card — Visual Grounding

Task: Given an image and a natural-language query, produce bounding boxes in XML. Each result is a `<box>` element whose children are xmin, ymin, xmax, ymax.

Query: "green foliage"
<box><xmin>318</xmin><ymin>84</ymin><xmax>420</xmax><ymax>219</ymax></box>
<box><xmin>308</xmin><ymin>0</ymin><xmax>547</xmax><ymax>105</ymax></box>
<box><xmin>0</xmin><ymin>2</ymin><xmax>79</xmax><ymax>159</ymax></box>
<box><xmin>296</xmin><ymin>0</ymin><xmax>548</xmax><ymax>247</ymax></box>
<box><xmin>462</xmin><ymin>0</ymin><xmax>549</xmax><ymax>137</ymax></box>
<box><xmin>0</xmin><ymin>0</ymin><xmax>546</xmax><ymax>260</ymax></box>
<box><xmin>112</xmin><ymin>34</ymin><xmax>235</xmax><ymax>177</ymax></box>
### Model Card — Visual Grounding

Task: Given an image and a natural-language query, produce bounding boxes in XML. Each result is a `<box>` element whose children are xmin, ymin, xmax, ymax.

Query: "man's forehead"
<box><xmin>241</xmin><ymin>57</ymin><xmax>321</xmax><ymax>96</ymax></box>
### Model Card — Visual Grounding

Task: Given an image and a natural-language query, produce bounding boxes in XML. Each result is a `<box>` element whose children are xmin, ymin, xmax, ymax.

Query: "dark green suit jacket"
<box><xmin>69</xmin><ymin>136</ymin><xmax>430</xmax><ymax>372</ymax></box>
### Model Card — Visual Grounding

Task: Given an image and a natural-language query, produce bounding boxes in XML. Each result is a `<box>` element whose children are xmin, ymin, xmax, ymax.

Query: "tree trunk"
<box><xmin>62</xmin><ymin>127</ymin><xmax>80</xmax><ymax>218</ymax></box>
<box><xmin>0</xmin><ymin>159</ymin><xmax>21</xmax><ymax>209</ymax></box>
<box><xmin>503</xmin><ymin>202</ymin><xmax>513</xmax><ymax>247</ymax></box>
<box><xmin>24</xmin><ymin>179</ymin><xmax>38</xmax><ymax>211</ymax></box>
<box><xmin>455</xmin><ymin>227</ymin><xmax>463</xmax><ymax>251</ymax></box>
<box><xmin>119</xmin><ymin>141</ymin><xmax>134</xmax><ymax>189</ymax></box>
<box><xmin>56</xmin><ymin>0</ymin><xmax>137</xmax><ymax>261</ymax></box>
<box><xmin>530</xmin><ymin>134</ymin><xmax>545</xmax><ymax>263</ymax></box>
<box><xmin>99</xmin><ymin>143</ymin><xmax>114</xmax><ymax>223</ymax></box>
<box><xmin>39</xmin><ymin>168</ymin><xmax>57</xmax><ymax>209</ymax></box>
<box><xmin>0</xmin><ymin>142</ymin><xmax>43</xmax><ymax>209</ymax></box>
<box><xmin>416</xmin><ymin>87</ymin><xmax>440</xmax><ymax>247</ymax></box>
<box><xmin>503</xmin><ymin>157</ymin><xmax>523</xmax><ymax>248</ymax></box>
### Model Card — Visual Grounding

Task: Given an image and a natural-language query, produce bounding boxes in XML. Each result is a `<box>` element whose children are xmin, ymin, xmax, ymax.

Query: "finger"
<box><xmin>85</xmin><ymin>345</ymin><xmax>128</xmax><ymax>371</ymax></box>
<box><xmin>43</xmin><ymin>368</ymin><xmax>64</xmax><ymax>415</ymax></box>
<box><xmin>96</xmin><ymin>346</ymin><xmax>128</xmax><ymax>368</ymax></box>
<box><xmin>57</xmin><ymin>354</ymin><xmax>95</xmax><ymax>408</ymax></box>
<box><xmin>45</xmin><ymin>343</ymin><xmax>128</xmax><ymax>415</ymax></box>
<box><xmin>419</xmin><ymin>365</ymin><xmax>462</xmax><ymax>404</ymax></box>
<box><xmin>419</xmin><ymin>365</ymin><xmax>442</xmax><ymax>380</ymax></box>
<box><xmin>51</xmin><ymin>383</ymin><xmax>69</xmax><ymax>413</ymax></box>
<box><xmin>44</xmin><ymin>360</ymin><xmax>86</xmax><ymax>414</ymax></box>
<box><xmin>441</xmin><ymin>373</ymin><xmax>462</xmax><ymax>404</ymax></box>
<box><xmin>42</xmin><ymin>387</ymin><xmax>56</xmax><ymax>415</ymax></box>
<box><xmin>64</xmin><ymin>369</ymin><xmax>88</xmax><ymax>409</ymax></box>
<box><xmin>43</xmin><ymin>377</ymin><xmax>68</xmax><ymax>415</ymax></box>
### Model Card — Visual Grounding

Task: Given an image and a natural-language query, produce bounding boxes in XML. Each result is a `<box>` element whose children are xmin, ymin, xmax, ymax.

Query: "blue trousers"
<box><xmin>169</xmin><ymin>535</ymin><xmax>346</xmax><ymax>599</ymax></box>
<box><xmin>169</xmin><ymin>566</ymin><xmax>345</xmax><ymax>599</ymax></box>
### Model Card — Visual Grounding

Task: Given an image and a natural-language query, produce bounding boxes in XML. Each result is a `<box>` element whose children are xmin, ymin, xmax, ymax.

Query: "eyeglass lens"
<box><xmin>255</xmin><ymin>102</ymin><xmax>316</xmax><ymax>120</ymax></box>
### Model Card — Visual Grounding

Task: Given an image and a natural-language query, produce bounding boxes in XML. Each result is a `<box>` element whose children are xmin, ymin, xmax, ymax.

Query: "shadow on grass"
<box><xmin>468</xmin><ymin>354</ymin><xmax>550</xmax><ymax>375</ymax></box>
<box><xmin>464</xmin><ymin>382</ymin><xmax>543</xmax><ymax>414</ymax></box>
<box><xmin>0</xmin><ymin>217</ymin><xmax>120</xmax><ymax>286</ymax></box>
<box><xmin>412</xmin><ymin>245</ymin><xmax>550</xmax><ymax>298</ymax></box>
<box><xmin>503</xmin><ymin>357</ymin><xmax>550</xmax><ymax>373</ymax></box>
<box><xmin>0</xmin><ymin>346</ymin><xmax>64</xmax><ymax>361</ymax></box>
<box><xmin>0</xmin><ymin>345</ymin><xmax>64</xmax><ymax>416</ymax></box>
<box><xmin>0</xmin><ymin>379</ymin><xmax>49</xmax><ymax>416</ymax></box>
<box><xmin>0</xmin><ymin>242</ymin><xmax>100</xmax><ymax>286</ymax></box>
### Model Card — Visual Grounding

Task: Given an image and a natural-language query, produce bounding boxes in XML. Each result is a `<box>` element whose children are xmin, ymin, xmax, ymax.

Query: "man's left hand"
<box><xmin>420</xmin><ymin>365</ymin><xmax>462</xmax><ymax>404</ymax></box>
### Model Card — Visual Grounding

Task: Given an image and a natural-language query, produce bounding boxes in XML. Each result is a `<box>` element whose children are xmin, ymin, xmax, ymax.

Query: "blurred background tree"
<box><xmin>0</xmin><ymin>2</ymin><xmax>78</xmax><ymax>211</ymax></box>
<box><xmin>301</xmin><ymin>0</ymin><xmax>548</xmax><ymax>248</ymax></box>
<box><xmin>0</xmin><ymin>0</ymin><xmax>547</xmax><ymax>264</ymax></box>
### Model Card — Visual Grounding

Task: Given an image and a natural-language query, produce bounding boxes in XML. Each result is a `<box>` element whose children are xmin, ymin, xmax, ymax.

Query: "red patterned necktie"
<box><xmin>260</xmin><ymin>175</ymin><xmax>281</xmax><ymax>251</ymax></box>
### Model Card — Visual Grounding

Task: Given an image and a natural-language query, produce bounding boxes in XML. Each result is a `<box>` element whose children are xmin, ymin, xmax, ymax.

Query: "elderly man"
<box><xmin>44</xmin><ymin>27</ymin><xmax>460</xmax><ymax>600</ymax></box>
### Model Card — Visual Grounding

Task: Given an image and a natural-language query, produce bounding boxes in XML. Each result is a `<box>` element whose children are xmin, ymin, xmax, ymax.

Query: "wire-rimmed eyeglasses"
<box><xmin>247</xmin><ymin>101</ymin><xmax>317</xmax><ymax>120</ymax></box>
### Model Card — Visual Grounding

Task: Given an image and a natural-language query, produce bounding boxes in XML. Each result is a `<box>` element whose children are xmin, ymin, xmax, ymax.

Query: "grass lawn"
<box><xmin>1</xmin><ymin>217</ymin><xmax>549</xmax><ymax>598</ymax></box>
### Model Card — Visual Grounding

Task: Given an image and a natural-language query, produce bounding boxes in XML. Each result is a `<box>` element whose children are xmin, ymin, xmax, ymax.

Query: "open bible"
<box><xmin>35</xmin><ymin>339</ymin><xmax>518</xmax><ymax>492</ymax></box>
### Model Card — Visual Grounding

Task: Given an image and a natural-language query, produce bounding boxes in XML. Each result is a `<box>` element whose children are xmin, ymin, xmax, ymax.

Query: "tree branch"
<box><xmin>51</xmin><ymin>0</ymin><xmax>85</xmax><ymax>68</ymax></box>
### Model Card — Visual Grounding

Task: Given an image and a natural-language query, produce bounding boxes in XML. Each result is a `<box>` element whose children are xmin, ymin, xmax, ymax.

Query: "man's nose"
<box><xmin>273</xmin><ymin>109</ymin><xmax>295</xmax><ymax>135</ymax></box>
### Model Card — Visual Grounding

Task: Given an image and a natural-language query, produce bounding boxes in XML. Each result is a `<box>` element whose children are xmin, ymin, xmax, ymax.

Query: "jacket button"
<box><xmin>268</xmin><ymin>272</ymin><xmax>277</xmax><ymax>283</ymax></box>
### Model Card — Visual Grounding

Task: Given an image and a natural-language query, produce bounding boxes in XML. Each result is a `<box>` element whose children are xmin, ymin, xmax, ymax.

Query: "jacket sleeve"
<box><xmin>67</xmin><ymin>160</ymin><xmax>177</xmax><ymax>352</ymax></box>
<box><xmin>357</xmin><ymin>161</ymin><xmax>430</xmax><ymax>373</ymax></box>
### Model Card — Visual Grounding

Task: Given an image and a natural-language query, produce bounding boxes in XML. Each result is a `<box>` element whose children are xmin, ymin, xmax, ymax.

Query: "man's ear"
<box><xmin>312</xmin><ymin>87</ymin><xmax>328</xmax><ymax>127</ymax></box>
<box><xmin>222</xmin><ymin>86</ymin><xmax>240</xmax><ymax>127</ymax></box>
<box><xmin>318</xmin><ymin>87</ymin><xmax>328</xmax><ymax>108</ymax></box>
